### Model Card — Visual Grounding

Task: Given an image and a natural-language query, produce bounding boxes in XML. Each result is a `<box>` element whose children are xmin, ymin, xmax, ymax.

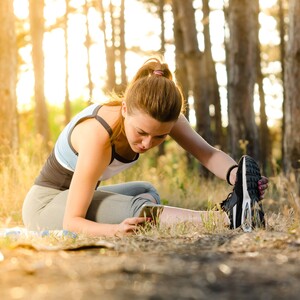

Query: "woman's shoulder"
<box><xmin>98</xmin><ymin>104</ymin><xmax>122</xmax><ymax>127</ymax></box>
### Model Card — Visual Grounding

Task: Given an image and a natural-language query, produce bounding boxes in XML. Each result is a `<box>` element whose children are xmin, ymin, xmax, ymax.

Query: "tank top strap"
<box><xmin>92</xmin><ymin>105</ymin><xmax>113</xmax><ymax>137</ymax></box>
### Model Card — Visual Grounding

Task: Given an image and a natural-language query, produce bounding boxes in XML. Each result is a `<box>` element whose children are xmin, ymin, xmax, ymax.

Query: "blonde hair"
<box><xmin>105</xmin><ymin>57</ymin><xmax>184</xmax><ymax>143</ymax></box>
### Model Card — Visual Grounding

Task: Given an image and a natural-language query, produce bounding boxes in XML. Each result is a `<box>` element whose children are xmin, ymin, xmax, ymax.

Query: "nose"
<box><xmin>142</xmin><ymin>136</ymin><xmax>152</xmax><ymax>149</ymax></box>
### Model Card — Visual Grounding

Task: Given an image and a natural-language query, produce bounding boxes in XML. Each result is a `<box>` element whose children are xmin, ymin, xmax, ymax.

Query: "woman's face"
<box><xmin>122</xmin><ymin>102</ymin><xmax>175</xmax><ymax>153</ymax></box>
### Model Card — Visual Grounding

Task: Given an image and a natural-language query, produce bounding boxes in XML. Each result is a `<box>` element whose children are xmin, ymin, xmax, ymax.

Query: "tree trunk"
<box><xmin>84</xmin><ymin>0</ymin><xmax>93</xmax><ymax>102</ymax></box>
<box><xmin>172</xmin><ymin>0</ymin><xmax>212</xmax><ymax>176</ymax></box>
<box><xmin>99</xmin><ymin>0</ymin><xmax>116</xmax><ymax>92</ymax></box>
<box><xmin>172</xmin><ymin>0</ymin><xmax>211</xmax><ymax>144</ymax></box>
<box><xmin>256</xmin><ymin>0</ymin><xmax>270</xmax><ymax>174</ymax></box>
<box><xmin>64</xmin><ymin>0</ymin><xmax>71</xmax><ymax>124</ymax></box>
<box><xmin>227</xmin><ymin>0</ymin><xmax>259</xmax><ymax>161</ymax></box>
<box><xmin>278</xmin><ymin>0</ymin><xmax>286</xmax><ymax>167</ymax></box>
<box><xmin>0</xmin><ymin>0</ymin><xmax>18</xmax><ymax>155</ymax></box>
<box><xmin>172</xmin><ymin>0</ymin><xmax>193</xmax><ymax>168</ymax></box>
<box><xmin>29</xmin><ymin>0</ymin><xmax>50</xmax><ymax>146</ymax></box>
<box><xmin>283</xmin><ymin>0</ymin><xmax>300</xmax><ymax>195</ymax></box>
<box><xmin>119</xmin><ymin>0</ymin><xmax>127</xmax><ymax>91</ymax></box>
<box><xmin>158</xmin><ymin>0</ymin><xmax>166</xmax><ymax>157</ymax></box>
<box><xmin>202</xmin><ymin>0</ymin><xmax>224</xmax><ymax>149</ymax></box>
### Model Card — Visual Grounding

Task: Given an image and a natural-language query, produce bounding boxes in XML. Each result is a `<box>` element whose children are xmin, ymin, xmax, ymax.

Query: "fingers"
<box><xmin>259</xmin><ymin>176</ymin><xmax>269</xmax><ymax>185</ymax></box>
<box><xmin>120</xmin><ymin>217</ymin><xmax>152</xmax><ymax>235</ymax></box>
<box><xmin>258</xmin><ymin>176</ymin><xmax>269</xmax><ymax>200</ymax></box>
<box><xmin>124</xmin><ymin>217</ymin><xmax>149</xmax><ymax>225</ymax></box>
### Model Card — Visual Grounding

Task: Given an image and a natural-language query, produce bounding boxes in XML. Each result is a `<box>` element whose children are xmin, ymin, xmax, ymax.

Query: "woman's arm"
<box><xmin>170</xmin><ymin>114</ymin><xmax>238</xmax><ymax>183</ymax></box>
<box><xmin>62</xmin><ymin>118</ymin><xmax>145</xmax><ymax>236</ymax></box>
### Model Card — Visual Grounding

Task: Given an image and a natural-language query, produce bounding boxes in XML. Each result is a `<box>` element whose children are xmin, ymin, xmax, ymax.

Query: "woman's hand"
<box><xmin>258</xmin><ymin>176</ymin><xmax>269</xmax><ymax>200</ymax></box>
<box><xmin>115</xmin><ymin>217</ymin><xmax>147</xmax><ymax>236</ymax></box>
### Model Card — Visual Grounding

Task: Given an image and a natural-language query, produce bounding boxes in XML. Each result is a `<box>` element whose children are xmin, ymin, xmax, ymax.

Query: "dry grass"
<box><xmin>0</xmin><ymin>135</ymin><xmax>48</xmax><ymax>226</ymax></box>
<box><xmin>0</xmin><ymin>138</ymin><xmax>299</xmax><ymax>238</ymax></box>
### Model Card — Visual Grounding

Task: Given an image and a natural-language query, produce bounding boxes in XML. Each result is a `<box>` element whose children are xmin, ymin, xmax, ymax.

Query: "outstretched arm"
<box><xmin>170</xmin><ymin>114</ymin><xmax>237</xmax><ymax>182</ymax></box>
<box><xmin>170</xmin><ymin>114</ymin><xmax>268</xmax><ymax>197</ymax></box>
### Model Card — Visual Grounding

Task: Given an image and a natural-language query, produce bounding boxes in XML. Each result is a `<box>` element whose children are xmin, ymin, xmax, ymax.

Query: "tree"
<box><xmin>172</xmin><ymin>0</ymin><xmax>194</xmax><ymax>168</ymax></box>
<box><xmin>283</xmin><ymin>0</ymin><xmax>300</xmax><ymax>194</ymax></box>
<box><xmin>227</xmin><ymin>0</ymin><xmax>260</xmax><ymax>160</ymax></box>
<box><xmin>256</xmin><ymin>0</ymin><xmax>271</xmax><ymax>174</ymax></box>
<box><xmin>119</xmin><ymin>0</ymin><xmax>127</xmax><ymax>89</ymax></box>
<box><xmin>172</xmin><ymin>0</ymin><xmax>211</xmax><ymax>145</ymax></box>
<box><xmin>278</xmin><ymin>0</ymin><xmax>287</xmax><ymax>165</ymax></box>
<box><xmin>202</xmin><ymin>0</ymin><xmax>224</xmax><ymax>149</ymax></box>
<box><xmin>29</xmin><ymin>0</ymin><xmax>50</xmax><ymax>145</ymax></box>
<box><xmin>157</xmin><ymin>0</ymin><xmax>167</xmax><ymax>156</ymax></box>
<box><xmin>84</xmin><ymin>0</ymin><xmax>93</xmax><ymax>102</ymax></box>
<box><xmin>0</xmin><ymin>0</ymin><xmax>18</xmax><ymax>155</ymax></box>
<box><xmin>99</xmin><ymin>0</ymin><xmax>127</xmax><ymax>93</ymax></box>
<box><xmin>64</xmin><ymin>0</ymin><xmax>71</xmax><ymax>124</ymax></box>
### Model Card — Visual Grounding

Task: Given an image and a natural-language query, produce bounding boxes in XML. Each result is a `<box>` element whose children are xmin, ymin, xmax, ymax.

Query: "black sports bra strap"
<box><xmin>95</xmin><ymin>115</ymin><xmax>113</xmax><ymax>137</ymax></box>
<box><xmin>92</xmin><ymin>105</ymin><xmax>113</xmax><ymax>137</ymax></box>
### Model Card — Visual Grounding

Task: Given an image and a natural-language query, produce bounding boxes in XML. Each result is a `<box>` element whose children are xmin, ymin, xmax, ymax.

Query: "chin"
<box><xmin>134</xmin><ymin>146</ymin><xmax>147</xmax><ymax>153</ymax></box>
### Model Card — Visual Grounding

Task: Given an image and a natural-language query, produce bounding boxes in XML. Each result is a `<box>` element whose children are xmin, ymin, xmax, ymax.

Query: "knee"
<box><xmin>140</xmin><ymin>181</ymin><xmax>160</xmax><ymax>204</ymax></box>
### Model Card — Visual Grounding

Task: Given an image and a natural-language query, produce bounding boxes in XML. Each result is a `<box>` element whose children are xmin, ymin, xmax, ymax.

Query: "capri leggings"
<box><xmin>22</xmin><ymin>181</ymin><xmax>161</xmax><ymax>231</ymax></box>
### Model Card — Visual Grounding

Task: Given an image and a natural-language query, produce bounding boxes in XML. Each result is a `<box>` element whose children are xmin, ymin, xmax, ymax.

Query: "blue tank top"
<box><xmin>35</xmin><ymin>103</ymin><xmax>139</xmax><ymax>190</ymax></box>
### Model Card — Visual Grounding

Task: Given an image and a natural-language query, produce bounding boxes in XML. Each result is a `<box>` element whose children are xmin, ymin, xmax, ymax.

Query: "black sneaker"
<box><xmin>221</xmin><ymin>155</ymin><xmax>265</xmax><ymax>232</ymax></box>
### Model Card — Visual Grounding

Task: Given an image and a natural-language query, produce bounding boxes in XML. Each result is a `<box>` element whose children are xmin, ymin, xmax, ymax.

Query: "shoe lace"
<box><xmin>220</xmin><ymin>191</ymin><xmax>237</xmax><ymax>212</ymax></box>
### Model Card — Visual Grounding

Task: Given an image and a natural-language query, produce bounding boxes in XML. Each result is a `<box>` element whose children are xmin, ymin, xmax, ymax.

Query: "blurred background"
<box><xmin>0</xmin><ymin>0</ymin><xmax>299</xmax><ymax>223</ymax></box>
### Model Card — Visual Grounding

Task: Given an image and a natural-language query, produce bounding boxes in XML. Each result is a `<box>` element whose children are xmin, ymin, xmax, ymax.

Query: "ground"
<box><xmin>1</xmin><ymin>228</ymin><xmax>300</xmax><ymax>300</ymax></box>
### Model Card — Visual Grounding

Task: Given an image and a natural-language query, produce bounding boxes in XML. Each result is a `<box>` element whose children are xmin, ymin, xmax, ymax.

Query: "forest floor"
<box><xmin>1</xmin><ymin>222</ymin><xmax>300</xmax><ymax>300</ymax></box>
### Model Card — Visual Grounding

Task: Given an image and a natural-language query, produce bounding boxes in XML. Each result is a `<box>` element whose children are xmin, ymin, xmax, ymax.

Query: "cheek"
<box><xmin>127</xmin><ymin>127</ymin><xmax>140</xmax><ymax>142</ymax></box>
<box><xmin>152</xmin><ymin>138</ymin><xmax>165</xmax><ymax>147</ymax></box>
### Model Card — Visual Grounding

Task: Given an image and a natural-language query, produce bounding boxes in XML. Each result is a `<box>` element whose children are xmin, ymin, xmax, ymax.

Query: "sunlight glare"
<box><xmin>45</xmin><ymin>0</ymin><xmax>66</xmax><ymax>26</ymax></box>
<box><xmin>44</xmin><ymin>29</ymin><xmax>66</xmax><ymax>105</ymax></box>
<box><xmin>259</xmin><ymin>13</ymin><xmax>279</xmax><ymax>45</ymax></box>
<box><xmin>260</xmin><ymin>0</ymin><xmax>277</xmax><ymax>10</ymax></box>
<box><xmin>14</xmin><ymin>0</ymin><xmax>29</xmax><ymax>19</ymax></box>
<box><xmin>13</xmin><ymin>0</ymin><xmax>283</xmax><ymax>128</ymax></box>
<box><xmin>125</xmin><ymin>2</ymin><xmax>161</xmax><ymax>51</ymax></box>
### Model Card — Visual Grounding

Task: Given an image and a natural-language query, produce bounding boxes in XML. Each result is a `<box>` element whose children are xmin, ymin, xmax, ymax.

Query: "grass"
<box><xmin>0</xmin><ymin>136</ymin><xmax>299</xmax><ymax>243</ymax></box>
<box><xmin>0</xmin><ymin>135</ymin><xmax>49</xmax><ymax>225</ymax></box>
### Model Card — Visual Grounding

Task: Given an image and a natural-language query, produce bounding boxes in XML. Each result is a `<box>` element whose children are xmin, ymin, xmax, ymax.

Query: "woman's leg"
<box><xmin>22</xmin><ymin>185</ymin><xmax>66</xmax><ymax>230</ymax></box>
<box><xmin>99</xmin><ymin>181</ymin><xmax>161</xmax><ymax>204</ymax></box>
<box><xmin>22</xmin><ymin>185</ymin><xmax>158</xmax><ymax>230</ymax></box>
<box><xmin>158</xmin><ymin>206</ymin><xmax>230</xmax><ymax>227</ymax></box>
<box><xmin>23</xmin><ymin>185</ymin><xmax>229</xmax><ymax>231</ymax></box>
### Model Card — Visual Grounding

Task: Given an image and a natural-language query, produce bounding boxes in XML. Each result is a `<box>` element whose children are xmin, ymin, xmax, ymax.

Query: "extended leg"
<box><xmin>159</xmin><ymin>206</ymin><xmax>230</xmax><ymax>227</ymax></box>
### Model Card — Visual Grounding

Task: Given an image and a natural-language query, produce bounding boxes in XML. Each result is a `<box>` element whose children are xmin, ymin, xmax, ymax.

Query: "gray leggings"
<box><xmin>22</xmin><ymin>181</ymin><xmax>160</xmax><ymax>231</ymax></box>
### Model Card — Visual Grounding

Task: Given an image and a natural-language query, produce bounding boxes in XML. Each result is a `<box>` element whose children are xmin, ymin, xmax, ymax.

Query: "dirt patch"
<box><xmin>1</xmin><ymin>229</ymin><xmax>300</xmax><ymax>300</ymax></box>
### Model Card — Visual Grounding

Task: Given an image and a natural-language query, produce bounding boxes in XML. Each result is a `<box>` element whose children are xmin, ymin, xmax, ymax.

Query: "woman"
<box><xmin>22</xmin><ymin>58</ymin><xmax>268</xmax><ymax>236</ymax></box>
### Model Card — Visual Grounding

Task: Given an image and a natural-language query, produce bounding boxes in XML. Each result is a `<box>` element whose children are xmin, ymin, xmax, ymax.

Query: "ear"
<box><xmin>121</xmin><ymin>101</ymin><xmax>127</xmax><ymax>117</ymax></box>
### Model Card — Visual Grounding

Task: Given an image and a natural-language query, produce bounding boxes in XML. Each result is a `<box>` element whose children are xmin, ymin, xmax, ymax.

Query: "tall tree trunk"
<box><xmin>223</xmin><ymin>1</ymin><xmax>230</xmax><ymax>150</ymax></box>
<box><xmin>278</xmin><ymin>0</ymin><xmax>286</xmax><ymax>167</ymax></box>
<box><xmin>172</xmin><ymin>0</ymin><xmax>211</xmax><ymax>144</ymax></box>
<box><xmin>84</xmin><ymin>0</ymin><xmax>93</xmax><ymax>102</ymax></box>
<box><xmin>202</xmin><ymin>0</ymin><xmax>224</xmax><ymax>149</ymax></box>
<box><xmin>0</xmin><ymin>0</ymin><xmax>18</xmax><ymax>155</ymax></box>
<box><xmin>99</xmin><ymin>0</ymin><xmax>116</xmax><ymax>92</ymax></box>
<box><xmin>157</xmin><ymin>0</ymin><xmax>166</xmax><ymax>156</ymax></box>
<box><xmin>283</xmin><ymin>0</ymin><xmax>300</xmax><ymax>195</ymax></box>
<box><xmin>256</xmin><ymin>0</ymin><xmax>270</xmax><ymax>174</ymax></box>
<box><xmin>172</xmin><ymin>0</ymin><xmax>193</xmax><ymax>168</ymax></box>
<box><xmin>172</xmin><ymin>0</ymin><xmax>212</xmax><ymax>176</ymax></box>
<box><xmin>257</xmin><ymin>65</ymin><xmax>270</xmax><ymax>174</ymax></box>
<box><xmin>119</xmin><ymin>0</ymin><xmax>127</xmax><ymax>91</ymax></box>
<box><xmin>227</xmin><ymin>0</ymin><xmax>259</xmax><ymax>161</ymax></box>
<box><xmin>64</xmin><ymin>0</ymin><xmax>71</xmax><ymax>124</ymax></box>
<box><xmin>29</xmin><ymin>0</ymin><xmax>50</xmax><ymax>146</ymax></box>
<box><xmin>172</xmin><ymin>1</ymin><xmax>189</xmax><ymax>116</ymax></box>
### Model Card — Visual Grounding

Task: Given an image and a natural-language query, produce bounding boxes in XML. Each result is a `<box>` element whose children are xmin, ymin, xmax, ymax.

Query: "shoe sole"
<box><xmin>240</xmin><ymin>156</ymin><xmax>261</xmax><ymax>232</ymax></box>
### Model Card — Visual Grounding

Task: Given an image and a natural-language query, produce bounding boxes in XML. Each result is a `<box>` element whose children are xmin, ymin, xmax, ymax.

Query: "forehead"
<box><xmin>129</xmin><ymin>110</ymin><xmax>175</xmax><ymax>135</ymax></box>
